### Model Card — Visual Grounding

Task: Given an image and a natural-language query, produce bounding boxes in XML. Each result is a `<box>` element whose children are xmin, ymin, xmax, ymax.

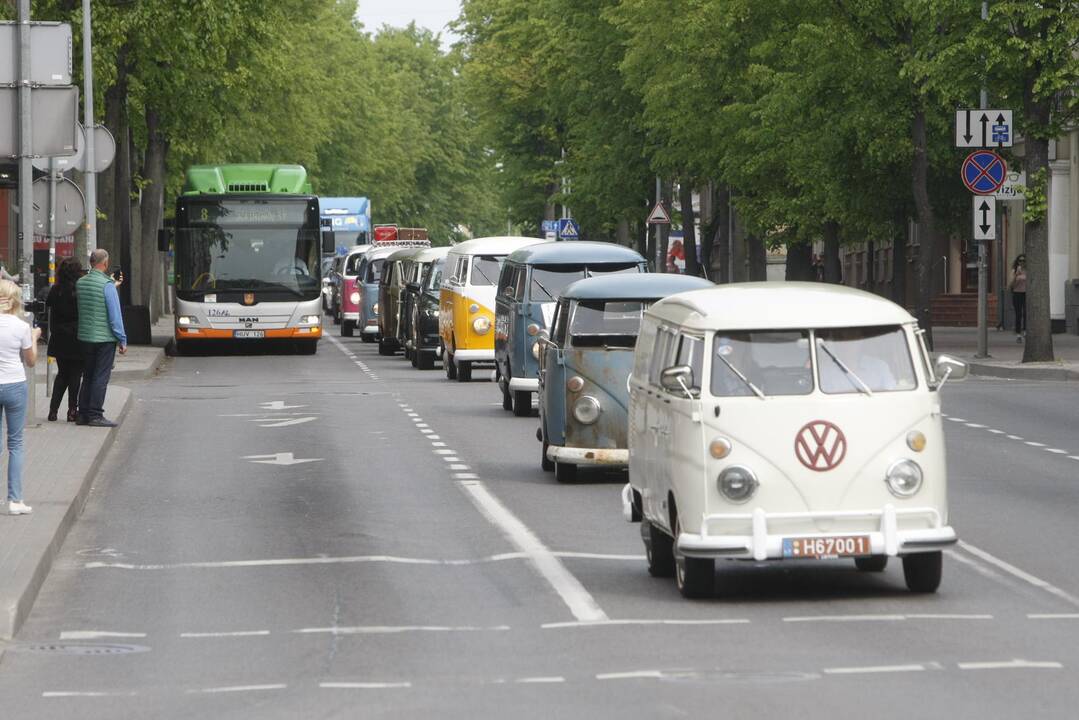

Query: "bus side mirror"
<box><xmin>321</xmin><ymin>230</ymin><xmax>336</xmax><ymax>254</ymax></box>
<box><xmin>157</xmin><ymin>228</ymin><xmax>172</xmax><ymax>252</ymax></box>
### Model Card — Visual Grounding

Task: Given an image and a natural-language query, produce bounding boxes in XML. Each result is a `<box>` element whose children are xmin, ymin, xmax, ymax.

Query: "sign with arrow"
<box><xmin>955</xmin><ymin>109</ymin><xmax>1012</xmax><ymax>148</ymax></box>
<box><xmin>647</xmin><ymin>202</ymin><xmax>671</xmax><ymax>225</ymax></box>
<box><xmin>961</xmin><ymin>150</ymin><xmax>1007</xmax><ymax>195</ymax></box>
<box><xmin>243</xmin><ymin>452</ymin><xmax>322</xmax><ymax>466</ymax></box>
<box><xmin>973</xmin><ymin>196</ymin><xmax>996</xmax><ymax>241</ymax></box>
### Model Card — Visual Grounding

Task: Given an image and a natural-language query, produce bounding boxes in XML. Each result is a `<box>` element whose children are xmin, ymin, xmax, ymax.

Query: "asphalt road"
<box><xmin>0</xmin><ymin>330</ymin><xmax>1077</xmax><ymax>719</ymax></box>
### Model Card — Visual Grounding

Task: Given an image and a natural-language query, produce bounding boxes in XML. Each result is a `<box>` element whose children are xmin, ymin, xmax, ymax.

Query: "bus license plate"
<box><xmin>783</xmin><ymin>535</ymin><xmax>871</xmax><ymax>559</ymax></box>
<box><xmin>233</xmin><ymin>330</ymin><xmax>265</xmax><ymax>339</ymax></box>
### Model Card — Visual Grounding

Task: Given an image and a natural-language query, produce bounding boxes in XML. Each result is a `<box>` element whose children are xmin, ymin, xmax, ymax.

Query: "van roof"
<box><xmin>648</xmin><ymin>282</ymin><xmax>916</xmax><ymax>330</ymax></box>
<box><xmin>447</xmin><ymin>236</ymin><xmax>547</xmax><ymax>257</ymax></box>
<box><xmin>386</xmin><ymin>247</ymin><xmax>426</xmax><ymax>262</ymax></box>
<box><xmin>363</xmin><ymin>245</ymin><xmax>406</xmax><ymax>262</ymax></box>
<box><xmin>411</xmin><ymin>246</ymin><xmax>451</xmax><ymax>263</ymax></box>
<box><xmin>561</xmin><ymin>273</ymin><xmax>713</xmax><ymax>301</ymax></box>
<box><xmin>505</xmin><ymin>241</ymin><xmax>644</xmax><ymax>266</ymax></box>
<box><xmin>346</xmin><ymin>244</ymin><xmax>372</xmax><ymax>258</ymax></box>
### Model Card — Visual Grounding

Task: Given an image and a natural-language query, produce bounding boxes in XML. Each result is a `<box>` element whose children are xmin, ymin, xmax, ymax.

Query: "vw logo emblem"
<box><xmin>795</xmin><ymin>420</ymin><xmax>847</xmax><ymax>472</ymax></box>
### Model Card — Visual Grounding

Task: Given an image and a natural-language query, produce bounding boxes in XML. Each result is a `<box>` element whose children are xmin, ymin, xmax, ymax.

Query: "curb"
<box><xmin>0</xmin><ymin>389</ymin><xmax>133</xmax><ymax>641</ymax></box>
<box><xmin>967</xmin><ymin>361</ymin><xmax>1079</xmax><ymax>382</ymax></box>
<box><xmin>112</xmin><ymin>347</ymin><xmax>167</xmax><ymax>382</ymax></box>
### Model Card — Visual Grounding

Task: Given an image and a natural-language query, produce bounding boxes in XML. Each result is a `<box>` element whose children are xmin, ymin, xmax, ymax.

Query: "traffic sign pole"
<box><xmin>18</xmin><ymin>0</ymin><xmax>38</xmax><ymax>428</ymax></box>
<box><xmin>82</xmin><ymin>0</ymin><xmax>97</xmax><ymax>254</ymax></box>
<box><xmin>976</xmin><ymin>7</ymin><xmax>989</xmax><ymax>361</ymax></box>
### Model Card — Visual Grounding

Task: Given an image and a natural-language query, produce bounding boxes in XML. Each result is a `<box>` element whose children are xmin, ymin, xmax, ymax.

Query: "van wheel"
<box><xmin>444</xmin><ymin>348</ymin><xmax>457</xmax><ymax>379</ymax></box>
<box><xmin>554</xmin><ymin>459</ymin><xmax>576</xmax><ymax>483</ymax></box>
<box><xmin>902</xmin><ymin>551</ymin><xmax>942</xmax><ymax>593</ymax></box>
<box><xmin>642</xmin><ymin>520</ymin><xmax>675</xmax><ymax>577</ymax></box>
<box><xmin>378</xmin><ymin>339</ymin><xmax>395</xmax><ymax>356</ymax></box>
<box><xmin>360</xmin><ymin>332</ymin><xmax>374</xmax><ymax>343</ymax></box>
<box><xmin>333</xmin><ymin>307</ymin><xmax>341</xmax><ymax>325</ymax></box>
<box><xmin>501</xmin><ymin>383</ymin><xmax>513</xmax><ymax>411</ymax></box>
<box><xmin>512</xmin><ymin>390</ymin><xmax>531</xmax><ymax>417</ymax></box>
<box><xmin>417</xmin><ymin>350</ymin><xmax>434</xmax><ymax>370</ymax></box>
<box><xmin>854</xmin><ymin>556</ymin><xmax>888</xmax><ymax>572</ymax></box>
<box><xmin>541</xmin><ymin>441</ymin><xmax>554</xmax><ymax>472</ymax></box>
<box><xmin>341</xmin><ymin>320</ymin><xmax>354</xmax><ymax>338</ymax></box>
<box><xmin>456</xmin><ymin>361</ymin><xmax>472</xmax><ymax>382</ymax></box>
<box><xmin>674</xmin><ymin>519</ymin><xmax>714</xmax><ymax>599</ymax></box>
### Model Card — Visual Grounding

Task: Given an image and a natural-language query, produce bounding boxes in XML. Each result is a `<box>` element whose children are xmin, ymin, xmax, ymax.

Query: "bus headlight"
<box><xmin>472</xmin><ymin>316</ymin><xmax>491</xmax><ymax>334</ymax></box>
<box><xmin>177</xmin><ymin>315</ymin><xmax>198</xmax><ymax>326</ymax></box>
<box><xmin>573</xmin><ymin>396</ymin><xmax>601</xmax><ymax>424</ymax></box>
<box><xmin>885</xmin><ymin>460</ymin><xmax>923</xmax><ymax>497</ymax></box>
<box><xmin>717</xmin><ymin>466</ymin><xmax>758</xmax><ymax>503</ymax></box>
<box><xmin>301</xmin><ymin>315</ymin><xmax>321</xmax><ymax>325</ymax></box>
<box><xmin>350</xmin><ymin>291</ymin><xmax>360</xmax><ymax>304</ymax></box>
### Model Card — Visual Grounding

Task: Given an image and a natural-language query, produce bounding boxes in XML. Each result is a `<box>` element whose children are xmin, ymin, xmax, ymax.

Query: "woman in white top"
<box><xmin>0</xmin><ymin>280</ymin><xmax>41</xmax><ymax>514</ymax></box>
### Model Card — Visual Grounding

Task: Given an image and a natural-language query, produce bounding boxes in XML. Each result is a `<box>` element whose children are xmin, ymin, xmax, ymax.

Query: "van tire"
<box><xmin>444</xmin><ymin>348</ymin><xmax>457</xmax><ymax>379</ymax></box>
<box><xmin>512</xmin><ymin>390</ymin><xmax>531</xmax><ymax>417</ymax></box>
<box><xmin>643</xmin><ymin>520</ymin><xmax>675</xmax><ymax>578</ymax></box>
<box><xmin>541</xmin><ymin>434</ymin><xmax>554</xmax><ymax>472</ymax></box>
<box><xmin>902</xmin><ymin>551</ymin><xmax>942</xmax><ymax>593</ymax></box>
<box><xmin>674</xmin><ymin>519</ymin><xmax>714</xmax><ymax>598</ymax></box>
<box><xmin>457</xmin><ymin>361</ymin><xmax>473</xmax><ymax>382</ymax></box>
<box><xmin>417</xmin><ymin>350</ymin><xmax>434</xmax><ymax>370</ymax></box>
<box><xmin>502</xmin><ymin>382</ymin><xmax>513</xmax><ymax>411</ymax></box>
<box><xmin>554</xmin><ymin>460</ymin><xmax>576</xmax><ymax>483</ymax></box>
<box><xmin>341</xmin><ymin>320</ymin><xmax>355</xmax><ymax>337</ymax></box>
<box><xmin>378</xmin><ymin>339</ymin><xmax>395</xmax><ymax>356</ymax></box>
<box><xmin>360</xmin><ymin>332</ymin><xmax>374</xmax><ymax>343</ymax></box>
<box><xmin>854</xmin><ymin>556</ymin><xmax>888</xmax><ymax>573</ymax></box>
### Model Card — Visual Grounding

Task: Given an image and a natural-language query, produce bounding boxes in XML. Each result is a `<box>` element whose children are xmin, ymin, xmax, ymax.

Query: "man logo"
<box><xmin>795</xmin><ymin>420</ymin><xmax>847</xmax><ymax>472</ymax></box>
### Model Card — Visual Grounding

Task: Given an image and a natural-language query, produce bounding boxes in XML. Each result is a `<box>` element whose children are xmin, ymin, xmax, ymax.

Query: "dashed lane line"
<box><xmin>823</xmin><ymin>664</ymin><xmax>926</xmax><ymax>675</ymax></box>
<box><xmin>320</xmin><ymin>682</ymin><xmax>412</xmax><ymax>690</ymax></box>
<box><xmin>957</xmin><ymin>659</ymin><xmax>1063</xmax><ymax>671</ymax></box>
<box><xmin>957</xmin><ymin>540</ymin><xmax>1079</xmax><ymax>610</ymax></box>
<box><xmin>187</xmin><ymin>684</ymin><xmax>287</xmax><ymax>694</ymax></box>
<box><xmin>942</xmin><ymin>413</ymin><xmax>1076</xmax><ymax>461</ymax></box>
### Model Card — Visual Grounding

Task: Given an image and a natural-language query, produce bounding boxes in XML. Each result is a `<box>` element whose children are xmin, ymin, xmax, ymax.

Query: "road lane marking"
<box><xmin>449</xmin><ymin>464</ymin><xmax>469</xmax><ymax>470</ymax></box>
<box><xmin>458</xmin><ymin>480</ymin><xmax>608</xmax><ymax>623</ymax></box>
<box><xmin>964</xmin><ymin>423</ymin><xmax>986</xmax><ymax>428</ymax></box>
<box><xmin>188</xmin><ymin>684</ymin><xmax>287</xmax><ymax>694</ymax></box>
<box><xmin>1028</xmin><ymin>613</ymin><xmax>1079</xmax><ymax>619</ymax></box>
<box><xmin>432</xmin><ymin>442</ymin><xmax>447</xmax><ymax>447</ymax></box>
<box><xmin>59</xmin><ymin>631</ymin><xmax>146</xmax><ymax>640</ymax></box>
<box><xmin>957</xmin><ymin>659</ymin><xmax>1062</xmax><ymax>671</ymax></box>
<box><xmin>957</xmin><ymin>540</ymin><xmax>1079</xmax><ymax>609</ymax></box>
<box><xmin>543</xmin><ymin>619</ymin><xmax>749</xmax><ymax>629</ymax></box>
<box><xmin>1006</xmin><ymin>435</ymin><xmax>1024</xmax><ymax>440</ymax></box>
<box><xmin>295</xmin><ymin>625</ymin><xmax>509</xmax><ymax>635</ymax></box>
<box><xmin>783</xmin><ymin>615</ymin><xmax>905</xmax><ymax>623</ymax></box>
<box><xmin>596</xmin><ymin>670</ymin><xmax>664</xmax><ymax>681</ymax></box>
<box><xmin>987</xmin><ymin>429</ymin><xmax>1005</xmax><ymax>434</ymax></box>
<box><xmin>434</xmin><ymin>449</ymin><xmax>456</xmax><ymax>455</ymax></box>
<box><xmin>1068</xmin><ymin>456</ymin><xmax>1079</xmax><ymax>461</ymax></box>
<box><xmin>823</xmin><ymin>664</ymin><xmax>925</xmax><ymax>675</ymax></box>
<box><xmin>555</xmin><ymin>551</ymin><xmax>645</xmax><ymax>561</ymax></box>
<box><xmin>1045</xmin><ymin>448</ymin><xmax>1067</xmax><ymax>454</ymax></box>
<box><xmin>454</xmin><ymin>473</ymin><xmax>479</xmax><ymax>479</ymax></box>
<box><xmin>1024</xmin><ymin>441</ymin><xmax>1046</xmax><ymax>447</ymax></box>
<box><xmin>320</xmin><ymin>682</ymin><xmax>412</xmax><ymax>689</ymax></box>
<box><xmin>43</xmin><ymin>691</ymin><xmax>137</xmax><ymax>698</ymax></box>
<box><xmin>516</xmin><ymin>677</ymin><xmax>565</xmax><ymax>684</ymax></box>
<box><xmin>180</xmin><ymin>630</ymin><xmax>270</xmax><ymax>638</ymax></box>
<box><xmin>443</xmin><ymin>456</ymin><xmax>461</xmax><ymax>462</ymax></box>
<box><xmin>945</xmin><ymin>548</ymin><xmax>1005</xmax><ymax>580</ymax></box>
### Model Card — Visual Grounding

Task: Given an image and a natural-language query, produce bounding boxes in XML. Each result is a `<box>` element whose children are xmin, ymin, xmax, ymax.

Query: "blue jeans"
<box><xmin>0</xmin><ymin>381</ymin><xmax>27</xmax><ymax>502</ymax></box>
<box><xmin>77</xmin><ymin>342</ymin><xmax>116</xmax><ymax>422</ymax></box>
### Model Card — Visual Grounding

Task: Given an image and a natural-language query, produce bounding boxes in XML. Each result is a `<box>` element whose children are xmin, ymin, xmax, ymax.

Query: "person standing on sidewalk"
<box><xmin>46</xmin><ymin>258</ymin><xmax>85</xmax><ymax>422</ymax></box>
<box><xmin>76</xmin><ymin>249</ymin><xmax>127</xmax><ymax>428</ymax></box>
<box><xmin>0</xmin><ymin>279</ymin><xmax>41</xmax><ymax>515</ymax></box>
<box><xmin>1009</xmin><ymin>254</ymin><xmax>1027</xmax><ymax>344</ymax></box>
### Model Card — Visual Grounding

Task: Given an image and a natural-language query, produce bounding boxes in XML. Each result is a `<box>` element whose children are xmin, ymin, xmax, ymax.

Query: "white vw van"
<box><xmin>624</xmin><ymin>283</ymin><xmax>967</xmax><ymax>598</ymax></box>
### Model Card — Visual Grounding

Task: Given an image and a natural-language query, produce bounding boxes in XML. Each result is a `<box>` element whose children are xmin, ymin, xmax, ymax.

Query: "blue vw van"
<box><xmin>537</xmin><ymin>273</ymin><xmax>713</xmax><ymax>482</ymax></box>
<box><xmin>495</xmin><ymin>242</ymin><xmax>647</xmax><ymax>417</ymax></box>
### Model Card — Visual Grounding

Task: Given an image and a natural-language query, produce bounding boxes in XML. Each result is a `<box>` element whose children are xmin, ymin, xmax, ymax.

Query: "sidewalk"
<box><xmin>0</xmin><ymin>315</ymin><xmax>173</xmax><ymax>641</ymax></box>
<box><xmin>931</xmin><ymin>327</ymin><xmax>1079</xmax><ymax>381</ymax></box>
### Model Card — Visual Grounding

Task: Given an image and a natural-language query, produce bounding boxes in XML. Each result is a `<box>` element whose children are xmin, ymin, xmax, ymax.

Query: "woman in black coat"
<box><xmin>46</xmin><ymin>257</ymin><xmax>85</xmax><ymax>422</ymax></box>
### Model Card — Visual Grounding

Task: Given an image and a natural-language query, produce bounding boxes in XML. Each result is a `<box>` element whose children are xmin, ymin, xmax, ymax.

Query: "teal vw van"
<box><xmin>537</xmin><ymin>273</ymin><xmax>712</xmax><ymax>482</ymax></box>
<box><xmin>496</xmin><ymin>242</ymin><xmax>646</xmax><ymax>417</ymax></box>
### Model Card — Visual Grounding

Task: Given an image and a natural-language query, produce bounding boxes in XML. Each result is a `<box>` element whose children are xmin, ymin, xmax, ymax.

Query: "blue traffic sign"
<box><xmin>541</xmin><ymin>219</ymin><xmax>559</xmax><ymax>233</ymax></box>
<box><xmin>557</xmin><ymin>218</ymin><xmax>580</xmax><ymax>240</ymax></box>
<box><xmin>961</xmin><ymin>150</ymin><xmax>1007</xmax><ymax>195</ymax></box>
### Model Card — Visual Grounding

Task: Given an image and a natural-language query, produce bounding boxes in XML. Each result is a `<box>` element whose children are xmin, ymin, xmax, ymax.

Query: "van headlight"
<box><xmin>717</xmin><ymin>466</ymin><xmax>758</xmax><ymax>503</ymax></box>
<box><xmin>885</xmin><ymin>459</ymin><xmax>923</xmax><ymax>497</ymax></box>
<box><xmin>472</xmin><ymin>316</ymin><xmax>491</xmax><ymax>334</ymax></box>
<box><xmin>373</xmin><ymin>302</ymin><xmax>379</xmax><ymax>315</ymax></box>
<box><xmin>573</xmin><ymin>396</ymin><xmax>601</xmax><ymax>424</ymax></box>
<box><xmin>350</xmin><ymin>291</ymin><xmax>360</xmax><ymax>304</ymax></box>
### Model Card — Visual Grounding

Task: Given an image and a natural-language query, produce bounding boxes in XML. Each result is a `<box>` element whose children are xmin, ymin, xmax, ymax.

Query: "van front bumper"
<box><xmin>548</xmin><ymin>446</ymin><xmax>628</xmax><ymax>466</ymax></box>
<box><xmin>343</xmin><ymin>312</ymin><xmax>359</xmax><ymax>322</ymax></box>
<box><xmin>452</xmin><ymin>349</ymin><xmax>494</xmax><ymax>362</ymax></box>
<box><xmin>509</xmin><ymin>377</ymin><xmax>539</xmax><ymax>392</ymax></box>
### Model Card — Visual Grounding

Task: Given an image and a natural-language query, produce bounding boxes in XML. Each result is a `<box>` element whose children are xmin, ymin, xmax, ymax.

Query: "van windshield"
<box><xmin>816</xmin><ymin>326</ymin><xmax>916</xmax><ymax>394</ymax></box>
<box><xmin>345</xmin><ymin>253</ymin><xmax>366</xmax><ymax>275</ymax></box>
<box><xmin>711</xmin><ymin>331</ymin><xmax>812</xmax><ymax>397</ymax></box>
<box><xmin>470</xmin><ymin>256</ymin><xmax>503</xmax><ymax>286</ymax></box>
<box><xmin>570</xmin><ymin>300</ymin><xmax>644</xmax><ymax>348</ymax></box>
<box><xmin>364</xmin><ymin>258</ymin><xmax>385</xmax><ymax>283</ymax></box>
<box><xmin>425</xmin><ymin>259</ymin><xmax>444</xmax><ymax>290</ymax></box>
<box><xmin>529</xmin><ymin>263</ymin><xmax>642</xmax><ymax>301</ymax></box>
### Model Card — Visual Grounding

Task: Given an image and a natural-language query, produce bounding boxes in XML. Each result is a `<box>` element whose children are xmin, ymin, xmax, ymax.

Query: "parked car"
<box><xmin>624</xmin><ymin>282</ymin><xmax>966</xmax><ymax>598</ymax></box>
<box><xmin>537</xmin><ymin>274</ymin><xmax>713</xmax><ymax>483</ymax></box>
<box><xmin>337</xmin><ymin>244</ymin><xmax>372</xmax><ymax>336</ymax></box>
<box><xmin>439</xmin><ymin>236</ymin><xmax>546</xmax><ymax>381</ymax></box>
<box><xmin>496</xmin><ymin>242</ymin><xmax>647</xmax><ymax>417</ymax></box>
<box><xmin>409</xmin><ymin>247</ymin><xmax>450</xmax><ymax>370</ymax></box>
<box><xmin>377</xmin><ymin>247</ymin><xmax>425</xmax><ymax>355</ymax></box>
<box><xmin>399</xmin><ymin>246</ymin><xmax>448</xmax><ymax>365</ymax></box>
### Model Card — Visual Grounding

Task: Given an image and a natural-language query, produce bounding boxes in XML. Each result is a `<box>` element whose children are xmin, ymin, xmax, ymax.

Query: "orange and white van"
<box><xmin>439</xmin><ymin>236</ymin><xmax>546</xmax><ymax>381</ymax></box>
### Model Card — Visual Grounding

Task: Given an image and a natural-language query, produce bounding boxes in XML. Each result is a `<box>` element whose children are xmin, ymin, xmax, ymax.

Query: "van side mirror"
<box><xmin>660</xmin><ymin>365</ymin><xmax>697</xmax><ymax>397</ymax></box>
<box><xmin>321</xmin><ymin>230</ymin><xmax>336</xmax><ymax>254</ymax></box>
<box><xmin>157</xmin><ymin>228</ymin><xmax>172</xmax><ymax>252</ymax></box>
<box><xmin>933</xmin><ymin>354</ymin><xmax>968</xmax><ymax>386</ymax></box>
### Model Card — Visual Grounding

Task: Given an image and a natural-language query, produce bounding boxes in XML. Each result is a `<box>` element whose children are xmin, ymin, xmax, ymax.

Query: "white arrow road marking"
<box><xmin>260</xmin><ymin>401</ymin><xmax>306</xmax><ymax>410</ymax></box>
<box><xmin>242</xmin><ymin>453</ymin><xmax>322</xmax><ymax>466</ymax></box>
<box><xmin>256</xmin><ymin>417</ymin><xmax>317</xmax><ymax>428</ymax></box>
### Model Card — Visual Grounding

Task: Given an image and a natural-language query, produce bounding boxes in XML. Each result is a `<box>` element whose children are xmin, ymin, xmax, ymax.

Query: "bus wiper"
<box><xmin>816</xmin><ymin>340</ymin><xmax>873</xmax><ymax>396</ymax></box>
<box><xmin>717</xmin><ymin>355</ymin><xmax>765</xmax><ymax>399</ymax></box>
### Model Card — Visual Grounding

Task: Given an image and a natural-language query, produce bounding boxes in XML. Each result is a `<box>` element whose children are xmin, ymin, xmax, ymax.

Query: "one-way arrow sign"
<box><xmin>973</xmin><ymin>195</ymin><xmax>996</xmax><ymax>241</ymax></box>
<box><xmin>955</xmin><ymin>109</ymin><xmax>1012</xmax><ymax>148</ymax></box>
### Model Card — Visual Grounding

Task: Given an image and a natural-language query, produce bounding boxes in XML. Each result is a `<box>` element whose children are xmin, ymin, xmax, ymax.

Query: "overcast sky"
<box><xmin>355</xmin><ymin>0</ymin><xmax>463</xmax><ymax>45</ymax></box>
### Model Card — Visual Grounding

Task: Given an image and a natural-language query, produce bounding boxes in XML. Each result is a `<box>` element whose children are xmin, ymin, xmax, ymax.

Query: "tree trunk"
<box><xmin>1021</xmin><ymin>99</ymin><xmax>1054</xmax><ymax>362</ymax></box>
<box><xmin>98</xmin><ymin>45</ymin><xmax>130</xmax><ymax>259</ymax></box>
<box><xmin>635</xmin><ymin>219</ymin><xmax>647</xmax><ymax>259</ymax></box>
<box><xmin>747</xmin><ymin>235</ymin><xmax>767</xmax><ymax>281</ymax></box>
<box><xmin>823</xmin><ymin>220</ymin><xmax>842</xmax><ymax>283</ymax></box>
<box><xmin>892</xmin><ymin>211</ymin><xmax>908</xmax><ymax>308</ymax></box>
<box><xmin>115</xmin><ymin>121</ymin><xmax>133</xmax><ymax>305</ymax></box>
<box><xmin>785</xmin><ymin>243</ymin><xmax>814</xmax><ymax>281</ymax></box>
<box><xmin>714</xmin><ymin>185</ymin><xmax>731</xmax><ymax>283</ymax></box>
<box><xmin>911</xmin><ymin>106</ymin><xmax>935</xmax><ymax>333</ymax></box>
<box><xmin>139</xmin><ymin>108</ymin><xmax>169</xmax><ymax>321</ymax></box>
<box><xmin>615</xmin><ymin>217</ymin><xmax>630</xmax><ymax>248</ymax></box>
<box><xmin>679</xmin><ymin>180</ymin><xmax>699</xmax><ymax>277</ymax></box>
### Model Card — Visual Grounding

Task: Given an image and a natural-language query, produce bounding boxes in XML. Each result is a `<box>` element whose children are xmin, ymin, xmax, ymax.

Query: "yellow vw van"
<box><xmin>440</xmin><ymin>236</ymin><xmax>546</xmax><ymax>381</ymax></box>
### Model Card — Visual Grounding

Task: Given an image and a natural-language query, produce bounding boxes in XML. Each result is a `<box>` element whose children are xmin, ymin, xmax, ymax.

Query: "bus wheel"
<box><xmin>642</xmin><ymin>520</ymin><xmax>675</xmax><ymax>578</ymax></box>
<box><xmin>456</xmin><ymin>360</ymin><xmax>472</xmax><ymax>382</ymax></box>
<box><xmin>296</xmin><ymin>341</ymin><xmax>317</xmax><ymax>355</ymax></box>
<box><xmin>444</xmin><ymin>349</ymin><xmax>457</xmax><ymax>380</ymax></box>
<box><xmin>341</xmin><ymin>320</ymin><xmax>354</xmax><ymax>337</ymax></box>
<box><xmin>512</xmin><ymin>391</ymin><xmax>531</xmax><ymax>417</ymax></box>
<box><xmin>902</xmin><ymin>551</ymin><xmax>942</xmax><ymax>593</ymax></box>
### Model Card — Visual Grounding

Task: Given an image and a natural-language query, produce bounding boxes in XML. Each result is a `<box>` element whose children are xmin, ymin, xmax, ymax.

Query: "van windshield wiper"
<box><xmin>816</xmin><ymin>340</ymin><xmax>873</xmax><ymax>396</ymax></box>
<box><xmin>531</xmin><ymin>278</ymin><xmax>555</xmax><ymax>300</ymax></box>
<box><xmin>717</xmin><ymin>355</ymin><xmax>765</xmax><ymax>399</ymax></box>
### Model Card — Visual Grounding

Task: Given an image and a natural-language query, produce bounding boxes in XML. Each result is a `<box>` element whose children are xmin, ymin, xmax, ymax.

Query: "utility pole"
<box><xmin>82</xmin><ymin>0</ymin><xmax>97</xmax><ymax>254</ymax></box>
<box><xmin>975</xmin><ymin>0</ymin><xmax>990</xmax><ymax>359</ymax></box>
<box><xmin>17</xmin><ymin>0</ymin><xmax>38</xmax><ymax>426</ymax></box>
